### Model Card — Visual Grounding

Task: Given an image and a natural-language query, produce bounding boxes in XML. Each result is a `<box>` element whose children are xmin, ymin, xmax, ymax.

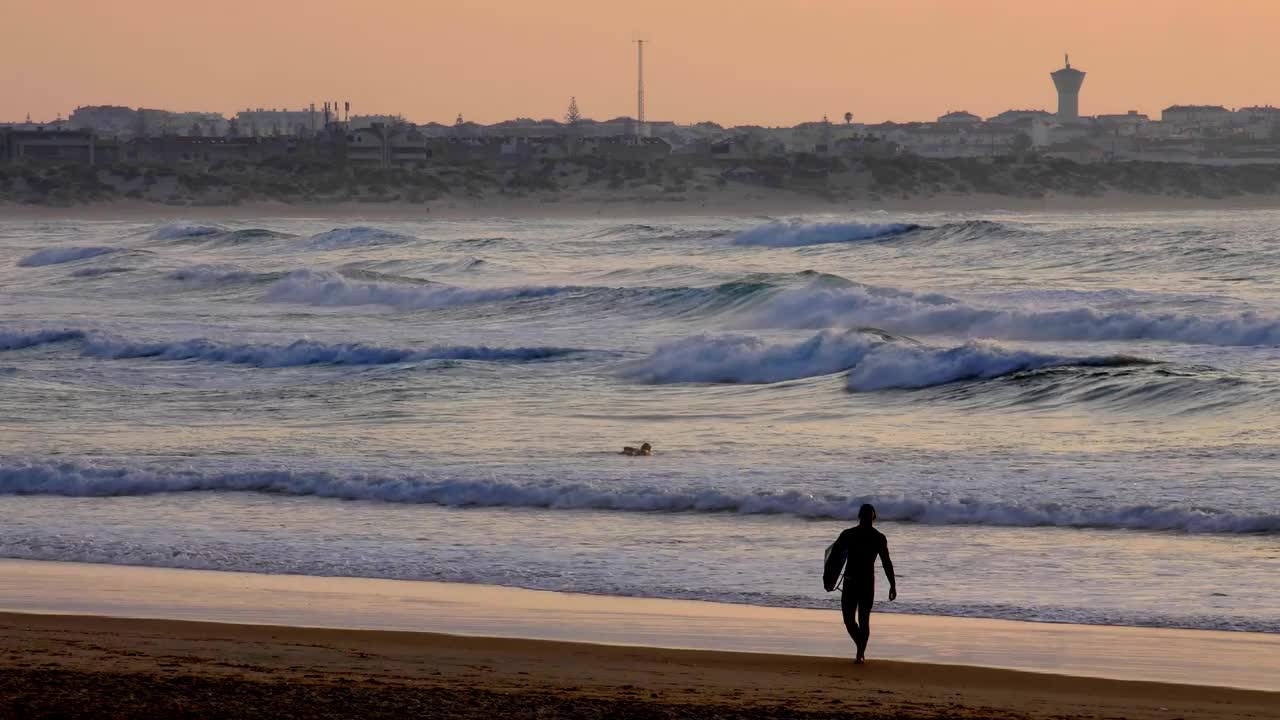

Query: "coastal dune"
<box><xmin>2</xmin><ymin>612</ymin><xmax>1276</xmax><ymax>720</ymax></box>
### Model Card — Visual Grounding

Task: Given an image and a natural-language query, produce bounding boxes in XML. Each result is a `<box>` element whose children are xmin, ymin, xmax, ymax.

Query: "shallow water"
<box><xmin>1</xmin><ymin>210</ymin><xmax>1278</xmax><ymax>632</ymax></box>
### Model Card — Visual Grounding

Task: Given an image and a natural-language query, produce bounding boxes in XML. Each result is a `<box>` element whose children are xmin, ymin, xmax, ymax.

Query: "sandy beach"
<box><xmin>2</xmin><ymin>611</ymin><xmax>1276</xmax><ymax>720</ymax></box>
<box><xmin>1</xmin><ymin>560</ymin><xmax>1277</xmax><ymax>718</ymax></box>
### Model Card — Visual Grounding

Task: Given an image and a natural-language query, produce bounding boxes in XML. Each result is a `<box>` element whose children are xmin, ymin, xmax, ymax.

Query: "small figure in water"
<box><xmin>829</xmin><ymin>503</ymin><xmax>896</xmax><ymax>664</ymax></box>
<box><xmin>621</xmin><ymin>442</ymin><xmax>652</xmax><ymax>456</ymax></box>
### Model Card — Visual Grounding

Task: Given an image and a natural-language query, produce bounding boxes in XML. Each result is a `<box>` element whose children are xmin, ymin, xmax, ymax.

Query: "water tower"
<box><xmin>1051</xmin><ymin>54</ymin><xmax>1086</xmax><ymax>121</ymax></box>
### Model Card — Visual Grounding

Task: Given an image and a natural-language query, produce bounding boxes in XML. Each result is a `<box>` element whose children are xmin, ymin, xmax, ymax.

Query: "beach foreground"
<box><xmin>2</xmin><ymin>612</ymin><xmax>1277</xmax><ymax>720</ymax></box>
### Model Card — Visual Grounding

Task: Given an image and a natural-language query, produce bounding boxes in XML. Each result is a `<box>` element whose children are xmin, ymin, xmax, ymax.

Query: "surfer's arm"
<box><xmin>879</xmin><ymin>540</ymin><xmax>897</xmax><ymax>599</ymax></box>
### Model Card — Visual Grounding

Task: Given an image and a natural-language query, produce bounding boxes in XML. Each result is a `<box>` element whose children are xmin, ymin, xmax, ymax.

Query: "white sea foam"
<box><xmin>746</xmin><ymin>283</ymin><xmax>1280</xmax><ymax>347</ymax></box>
<box><xmin>17</xmin><ymin>246</ymin><xmax>119</xmax><ymax>267</ymax></box>
<box><xmin>1</xmin><ymin>460</ymin><xmax>1273</xmax><ymax>534</ymax></box>
<box><xmin>266</xmin><ymin>269</ymin><xmax>576</xmax><ymax>310</ymax></box>
<box><xmin>79</xmin><ymin>337</ymin><xmax>582</xmax><ymax>367</ymax></box>
<box><xmin>732</xmin><ymin>221</ymin><xmax>919</xmax><ymax>247</ymax></box>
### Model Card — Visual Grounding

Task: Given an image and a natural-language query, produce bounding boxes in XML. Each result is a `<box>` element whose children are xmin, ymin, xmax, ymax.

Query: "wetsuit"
<box><xmin>832</xmin><ymin>524</ymin><xmax>895</xmax><ymax>657</ymax></box>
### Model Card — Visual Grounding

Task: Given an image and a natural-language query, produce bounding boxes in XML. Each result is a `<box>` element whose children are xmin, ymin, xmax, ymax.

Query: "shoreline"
<box><xmin>2</xmin><ymin>611</ymin><xmax>1276</xmax><ymax>720</ymax></box>
<box><xmin>3</xmin><ymin>189</ymin><xmax>1280</xmax><ymax>221</ymax></box>
<box><xmin>1</xmin><ymin>559</ymin><xmax>1277</xmax><ymax>693</ymax></box>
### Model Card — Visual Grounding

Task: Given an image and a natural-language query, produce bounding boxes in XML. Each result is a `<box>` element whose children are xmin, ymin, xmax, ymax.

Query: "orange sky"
<box><xmin>5</xmin><ymin>0</ymin><xmax>1280</xmax><ymax>126</ymax></box>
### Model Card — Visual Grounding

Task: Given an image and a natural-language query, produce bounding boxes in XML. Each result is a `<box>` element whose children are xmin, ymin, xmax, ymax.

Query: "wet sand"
<box><xmin>1</xmin><ymin>560</ymin><xmax>1279</xmax><ymax>717</ymax></box>
<box><xmin>4</xmin><ymin>560</ymin><xmax>1279</xmax><ymax>691</ymax></box>
<box><xmin>2</xmin><ymin>611</ymin><xmax>1277</xmax><ymax>720</ymax></box>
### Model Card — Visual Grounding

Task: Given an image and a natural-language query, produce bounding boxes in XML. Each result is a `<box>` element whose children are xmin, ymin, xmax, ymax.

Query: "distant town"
<box><xmin>7</xmin><ymin>55</ymin><xmax>1280</xmax><ymax>207</ymax></box>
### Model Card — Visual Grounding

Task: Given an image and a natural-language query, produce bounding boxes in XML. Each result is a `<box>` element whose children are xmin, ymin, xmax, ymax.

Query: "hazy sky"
<box><xmin>6</xmin><ymin>1</ymin><xmax>1280</xmax><ymax>126</ymax></box>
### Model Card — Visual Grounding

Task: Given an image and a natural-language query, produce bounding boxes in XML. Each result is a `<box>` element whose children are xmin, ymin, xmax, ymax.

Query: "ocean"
<box><xmin>1</xmin><ymin>210</ymin><xmax>1277</xmax><ymax>634</ymax></box>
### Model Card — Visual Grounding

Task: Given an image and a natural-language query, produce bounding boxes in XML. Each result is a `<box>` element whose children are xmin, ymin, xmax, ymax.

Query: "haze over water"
<box><xmin>1</xmin><ymin>211</ymin><xmax>1278</xmax><ymax>633</ymax></box>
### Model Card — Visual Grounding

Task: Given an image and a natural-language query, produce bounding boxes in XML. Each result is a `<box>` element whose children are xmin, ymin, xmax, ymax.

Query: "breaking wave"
<box><xmin>1</xmin><ymin>460</ymin><xmax>1274</xmax><ymax>534</ymax></box>
<box><xmin>17</xmin><ymin>246</ymin><xmax>119</xmax><ymax>267</ymax></box>
<box><xmin>623</xmin><ymin>331</ymin><xmax>1143</xmax><ymax>389</ymax></box>
<box><xmin>623</xmin><ymin>330</ymin><xmax>894</xmax><ymax>384</ymax></box>
<box><xmin>845</xmin><ymin>342</ymin><xmax>1145</xmax><ymax>392</ymax></box>
<box><xmin>746</xmin><ymin>282</ymin><xmax>1280</xmax><ymax>347</ymax></box>
<box><xmin>732</xmin><ymin>221</ymin><xmax>920</xmax><ymax>247</ymax></box>
<box><xmin>266</xmin><ymin>269</ymin><xmax>578</xmax><ymax>311</ymax></box>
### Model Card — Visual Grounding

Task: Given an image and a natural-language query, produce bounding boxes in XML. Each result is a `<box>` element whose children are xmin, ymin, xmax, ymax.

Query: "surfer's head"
<box><xmin>640</xmin><ymin>442</ymin><xmax>652</xmax><ymax>453</ymax></box>
<box><xmin>858</xmin><ymin>503</ymin><xmax>877</xmax><ymax>525</ymax></box>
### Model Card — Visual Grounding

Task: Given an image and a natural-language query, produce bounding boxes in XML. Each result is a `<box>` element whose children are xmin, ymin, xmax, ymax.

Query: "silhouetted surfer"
<box><xmin>826</xmin><ymin>504</ymin><xmax>896</xmax><ymax>663</ymax></box>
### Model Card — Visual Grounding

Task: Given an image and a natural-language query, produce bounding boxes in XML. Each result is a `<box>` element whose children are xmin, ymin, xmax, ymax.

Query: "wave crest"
<box><xmin>622</xmin><ymin>331</ymin><xmax>890</xmax><ymax>384</ymax></box>
<box><xmin>79</xmin><ymin>336</ymin><xmax>585</xmax><ymax>367</ymax></box>
<box><xmin>732</xmin><ymin>221</ymin><xmax>920</xmax><ymax>247</ymax></box>
<box><xmin>300</xmin><ymin>227</ymin><xmax>415</xmax><ymax>250</ymax></box>
<box><xmin>845</xmin><ymin>341</ymin><xmax>1142</xmax><ymax>391</ymax></box>
<box><xmin>0</xmin><ymin>329</ymin><xmax>87</xmax><ymax>352</ymax></box>
<box><xmin>166</xmin><ymin>264</ymin><xmax>277</xmax><ymax>286</ymax></box>
<box><xmin>149</xmin><ymin>222</ymin><xmax>225</xmax><ymax>241</ymax></box>
<box><xmin>266</xmin><ymin>270</ymin><xmax>577</xmax><ymax>311</ymax></box>
<box><xmin>17</xmin><ymin>246</ymin><xmax>119</xmax><ymax>267</ymax></box>
<box><xmin>622</xmin><ymin>331</ymin><xmax>1143</xmax><ymax>389</ymax></box>
<box><xmin>746</xmin><ymin>283</ymin><xmax>1280</xmax><ymax>347</ymax></box>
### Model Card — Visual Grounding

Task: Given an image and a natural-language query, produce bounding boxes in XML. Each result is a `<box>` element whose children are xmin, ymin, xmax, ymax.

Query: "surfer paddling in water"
<box><xmin>621</xmin><ymin>442</ymin><xmax>652</xmax><ymax>456</ymax></box>
<box><xmin>824</xmin><ymin>504</ymin><xmax>896</xmax><ymax>664</ymax></box>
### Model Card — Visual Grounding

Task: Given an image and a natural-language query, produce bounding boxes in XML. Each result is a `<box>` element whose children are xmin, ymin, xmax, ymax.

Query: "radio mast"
<box><xmin>635</xmin><ymin>39</ymin><xmax>646</xmax><ymax>138</ymax></box>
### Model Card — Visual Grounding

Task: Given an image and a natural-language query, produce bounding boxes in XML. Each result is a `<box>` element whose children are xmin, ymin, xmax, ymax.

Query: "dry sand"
<box><xmin>2</xmin><ymin>611</ymin><xmax>1276</xmax><ymax>720</ymax></box>
<box><xmin>6</xmin><ymin>559</ymin><xmax>1277</xmax><ymax>692</ymax></box>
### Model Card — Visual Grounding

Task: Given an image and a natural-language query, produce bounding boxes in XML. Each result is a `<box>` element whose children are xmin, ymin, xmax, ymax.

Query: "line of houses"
<box><xmin>0</xmin><ymin>122</ymin><xmax>677</xmax><ymax>169</ymax></box>
<box><xmin>9</xmin><ymin>102</ymin><xmax>1280</xmax><ymax>169</ymax></box>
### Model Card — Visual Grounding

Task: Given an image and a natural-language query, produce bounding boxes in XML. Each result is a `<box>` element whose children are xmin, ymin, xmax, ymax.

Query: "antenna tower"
<box><xmin>635</xmin><ymin>39</ymin><xmax>646</xmax><ymax>138</ymax></box>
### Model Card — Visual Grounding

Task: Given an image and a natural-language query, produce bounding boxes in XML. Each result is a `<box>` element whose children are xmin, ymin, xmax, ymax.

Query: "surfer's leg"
<box><xmin>840</xmin><ymin>587</ymin><xmax>861</xmax><ymax>649</ymax></box>
<box><xmin>856</xmin><ymin>588</ymin><xmax>874</xmax><ymax>658</ymax></box>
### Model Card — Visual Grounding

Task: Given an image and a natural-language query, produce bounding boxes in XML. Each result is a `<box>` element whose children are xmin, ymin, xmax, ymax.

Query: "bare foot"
<box><xmin>854</xmin><ymin>657</ymin><xmax>866</xmax><ymax>665</ymax></box>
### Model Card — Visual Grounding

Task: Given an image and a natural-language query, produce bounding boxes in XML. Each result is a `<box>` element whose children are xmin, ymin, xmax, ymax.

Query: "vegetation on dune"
<box><xmin>5</xmin><ymin>154</ymin><xmax>1280</xmax><ymax>206</ymax></box>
